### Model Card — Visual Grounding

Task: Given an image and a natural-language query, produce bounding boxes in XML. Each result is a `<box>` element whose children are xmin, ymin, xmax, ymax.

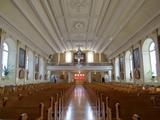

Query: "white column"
<box><xmin>88</xmin><ymin>71</ymin><xmax>91</xmax><ymax>83</ymax></box>
<box><xmin>68</xmin><ymin>72</ymin><xmax>72</xmax><ymax>83</ymax></box>
<box><xmin>15</xmin><ymin>40</ymin><xmax>20</xmax><ymax>85</ymax></box>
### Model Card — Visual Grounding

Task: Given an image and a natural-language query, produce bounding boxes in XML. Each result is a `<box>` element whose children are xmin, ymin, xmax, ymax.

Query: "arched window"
<box><xmin>2</xmin><ymin>42</ymin><xmax>9</xmax><ymax>76</ymax></box>
<box><xmin>149</xmin><ymin>42</ymin><xmax>157</xmax><ymax>76</ymax></box>
<box><xmin>125</xmin><ymin>51</ymin><xmax>133</xmax><ymax>81</ymax></box>
<box><xmin>87</xmin><ymin>51</ymin><xmax>94</xmax><ymax>63</ymax></box>
<box><xmin>65</xmin><ymin>51</ymin><xmax>72</xmax><ymax>63</ymax></box>
<box><xmin>142</xmin><ymin>38</ymin><xmax>157</xmax><ymax>82</ymax></box>
<box><xmin>1</xmin><ymin>38</ymin><xmax>16</xmax><ymax>81</ymax></box>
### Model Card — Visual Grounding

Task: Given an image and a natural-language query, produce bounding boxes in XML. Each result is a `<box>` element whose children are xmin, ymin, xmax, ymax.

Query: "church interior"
<box><xmin>0</xmin><ymin>0</ymin><xmax>160</xmax><ymax>120</ymax></box>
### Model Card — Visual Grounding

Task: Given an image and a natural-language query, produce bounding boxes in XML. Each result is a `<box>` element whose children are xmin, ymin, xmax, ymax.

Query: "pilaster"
<box><xmin>15</xmin><ymin>40</ymin><xmax>20</xmax><ymax>85</ymax></box>
<box><xmin>139</xmin><ymin>40</ymin><xmax>144</xmax><ymax>84</ymax></box>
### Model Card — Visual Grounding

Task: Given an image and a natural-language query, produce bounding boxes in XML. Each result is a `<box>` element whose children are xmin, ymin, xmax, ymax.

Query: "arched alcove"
<box><xmin>125</xmin><ymin>51</ymin><xmax>133</xmax><ymax>82</ymax></box>
<box><xmin>142</xmin><ymin>38</ymin><xmax>157</xmax><ymax>82</ymax></box>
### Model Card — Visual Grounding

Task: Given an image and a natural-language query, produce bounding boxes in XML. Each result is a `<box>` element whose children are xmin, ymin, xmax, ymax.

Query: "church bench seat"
<box><xmin>84</xmin><ymin>83</ymin><xmax>160</xmax><ymax>120</ymax></box>
<box><xmin>0</xmin><ymin>83</ymin><xmax>74</xmax><ymax>119</ymax></box>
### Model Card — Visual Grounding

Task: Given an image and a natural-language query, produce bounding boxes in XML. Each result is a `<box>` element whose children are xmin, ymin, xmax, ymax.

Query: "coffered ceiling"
<box><xmin>0</xmin><ymin>0</ymin><xmax>160</xmax><ymax>57</ymax></box>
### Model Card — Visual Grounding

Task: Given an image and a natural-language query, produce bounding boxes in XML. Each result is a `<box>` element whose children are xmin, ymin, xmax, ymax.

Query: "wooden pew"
<box><xmin>84</xmin><ymin>82</ymin><xmax>160</xmax><ymax>120</ymax></box>
<box><xmin>0</xmin><ymin>83</ymin><xmax>74</xmax><ymax>119</ymax></box>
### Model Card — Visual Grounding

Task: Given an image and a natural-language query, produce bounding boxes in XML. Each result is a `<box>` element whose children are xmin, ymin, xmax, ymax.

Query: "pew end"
<box><xmin>19</xmin><ymin>113</ymin><xmax>28</xmax><ymax>120</ymax></box>
<box><xmin>2</xmin><ymin>97</ymin><xmax>8</xmax><ymax>107</ymax></box>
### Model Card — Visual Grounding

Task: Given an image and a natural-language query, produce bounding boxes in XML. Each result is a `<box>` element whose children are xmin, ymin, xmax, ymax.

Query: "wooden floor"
<box><xmin>63</xmin><ymin>85</ymin><xmax>96</xmax><ymax>120</ymax></box>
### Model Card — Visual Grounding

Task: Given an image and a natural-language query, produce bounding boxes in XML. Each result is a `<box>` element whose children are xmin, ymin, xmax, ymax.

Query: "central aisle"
<box><xmin>63</xmin><ymin>85</ymin><xmax>96</xmax><ymax>120</ymax></box>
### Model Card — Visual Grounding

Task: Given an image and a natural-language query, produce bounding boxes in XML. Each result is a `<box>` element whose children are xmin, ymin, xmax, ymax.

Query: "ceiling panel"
<box><xmin>0</xmin><ymin>0</ymin><xmax>159</xmax><ymax>57</ymax></box>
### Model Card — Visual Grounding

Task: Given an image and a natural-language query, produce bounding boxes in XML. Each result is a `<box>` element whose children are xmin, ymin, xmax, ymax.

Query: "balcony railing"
<box><xmin>47</xmin><ymin>62</ymin><xmax>112</xmax><ymax>66</ymax></box>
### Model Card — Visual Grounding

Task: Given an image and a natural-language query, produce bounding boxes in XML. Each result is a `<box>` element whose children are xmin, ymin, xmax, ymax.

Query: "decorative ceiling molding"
<box><xmin>71</xmin><ymin>21</ymin><xmax>85</xmax><ymax>32</ymax></box>
<box><xmin>70</xmin><ymin>0</ymin><xmax>90</xmax><ymax>12</ymax></box>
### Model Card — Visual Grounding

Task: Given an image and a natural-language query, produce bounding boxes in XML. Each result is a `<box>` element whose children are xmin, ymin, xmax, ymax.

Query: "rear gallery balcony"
<box><xmin>47</xmin><ymin>62</ymin><xmax>112</xmax><ymax>71</ymax></box>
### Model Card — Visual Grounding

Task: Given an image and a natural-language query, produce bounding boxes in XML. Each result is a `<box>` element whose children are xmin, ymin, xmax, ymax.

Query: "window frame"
<box><xmin>2</xmin><ymin>42</ymin><xmax>9</xmax><ymax>76</ymax></box>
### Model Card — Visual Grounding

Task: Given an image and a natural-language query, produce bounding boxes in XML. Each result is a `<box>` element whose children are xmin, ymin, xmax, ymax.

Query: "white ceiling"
<box><xmin>0</xmin><ymin>0</ymin><xmax>160</xmax><ymax>57</ymax></box>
